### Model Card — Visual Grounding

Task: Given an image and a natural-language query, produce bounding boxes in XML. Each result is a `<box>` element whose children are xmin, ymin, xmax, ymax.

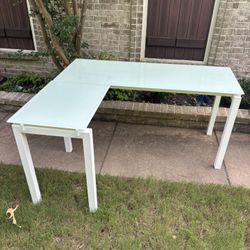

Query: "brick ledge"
<box><xmin>0</xmin><ymin>91</ymin><xmax>249</xmax><ymax>133</ymax></box>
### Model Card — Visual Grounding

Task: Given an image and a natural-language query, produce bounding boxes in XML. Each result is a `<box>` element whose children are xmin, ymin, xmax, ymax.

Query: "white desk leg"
<box><xmin>82</xmin><ymin>129</ymin><xmax>98</xmax><ymax>212</ymax></box>
<box><xmin>207</xmin><ymin>96</ymin><xmax>221</xmax><ymax>136</ymax></box>
<box><xmin>214</xmin><ymin>95</ymin><xmax>241</xmax><ymax>169</ymax></box>
<box><xmin>64</xmin><ymin>137</ymin><xmax>73</xmax><ymax>152</ymax></box>
<box><xmin>12</xmin><ymin>124</ymin><xmax>42</xmax><ymax>204</ymax></box>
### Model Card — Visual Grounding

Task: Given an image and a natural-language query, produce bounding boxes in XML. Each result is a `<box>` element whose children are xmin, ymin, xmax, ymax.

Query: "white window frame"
<box><xmin>0</xmin><ymin>0</ymin><xmax>37</xmax><ymax>53</ymax></box>
<box><xmin>140</xmin><ymin>0</ymin><xmax>221</xmax><ymax>64</ymax></box>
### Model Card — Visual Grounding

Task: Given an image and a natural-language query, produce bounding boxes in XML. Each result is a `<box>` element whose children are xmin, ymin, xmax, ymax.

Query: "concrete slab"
<box><xmin>0</xmin><ymin>120</ymin><xmax>116</xmax><ymax>173</ymax></box>
<box><xmin>101</xmin><ymin>123</ymin><xmax>228</xmax><ymax>185</ymax></box>
<box><xmin>0</xmin><ymin>121</ymin><xmax>20</xmax><ymax>165</ymax></box>
<box><xmin>1</xmin><ymin>110</ymin><xmax>248</xmax><ymax>188</ymax></box>
<box><xmin>216</xmin><ymin>131</ymin><xmax>250</xmax><ymax>188</ymax></box>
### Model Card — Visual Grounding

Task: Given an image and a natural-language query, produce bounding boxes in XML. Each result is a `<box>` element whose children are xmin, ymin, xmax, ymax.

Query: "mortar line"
<box><xmin>99</xmin><ymin>122</ymin><xmax>118</xmax><ymax>175</ymax></box>
<box><xmin>214</xmin><ymin>129</ymin><xmax>232</xmax><ymax>186</ymax></box>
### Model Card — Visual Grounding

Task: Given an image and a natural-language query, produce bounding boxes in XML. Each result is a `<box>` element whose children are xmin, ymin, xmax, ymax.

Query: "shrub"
<box><xmin>1</xmin><ymin>71</ymin><xmax>249</xmax><ymax>110</ymax></box>
<box><xmin>0</xmin><ymin>73</ymin><xmax>51</xmax><ymax>94</ymax></box>
<box><xmin>239</xmin><ymin>79</ymin><xmax>250</xmax><ymax>109</ymax></box>
<box><xmin>104</xmin><ymin>89</ymin><xmax>134</xmax><ymax>101</ymax></box>
<box><xmin>221</xmin><ymin>79</ymin><xmax>250</xmax><ymax>109</ymax></box>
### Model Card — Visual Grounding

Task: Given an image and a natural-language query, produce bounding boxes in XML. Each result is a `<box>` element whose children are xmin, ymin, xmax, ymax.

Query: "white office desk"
<box><xmin>8</xmin><ymin>59</ymin><xmax>244</xmax><ymax>212</ymax></box>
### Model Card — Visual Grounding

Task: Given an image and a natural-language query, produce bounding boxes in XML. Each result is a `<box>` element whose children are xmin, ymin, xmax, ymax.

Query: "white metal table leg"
<box><xmin>82</xmin><ymin>129</ymin><xmax>98</xmax><ymax>212</ymax></box>
<box><xmin>12</xmin><ymin>124</ymin><xmax>41</xmax><ymax>204</ymax></box>
<box><xmin>214</xmin><ymin>95</ymin><xmax>241</xmax><ymax>169</ymax></box>
<box><xmin>64</xmin><ymin>137</ymin><xmax>73</xmax><ymax>152</ymax></box>
<box><xmin>207</xmin><ymin>96</ymin><xmax>221</xmax><ymax>136</ymax></box>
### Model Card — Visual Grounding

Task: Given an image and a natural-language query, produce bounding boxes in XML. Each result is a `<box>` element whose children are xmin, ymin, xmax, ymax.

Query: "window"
<box><xmin>145</xmin><ymin>0</ymin><xmax>215</xmax><ymax>61</ymax></box>
<box><xmin>0</xmin><ymin>0</ymin><xmax>34</xmax><ymax>50</ymax></box>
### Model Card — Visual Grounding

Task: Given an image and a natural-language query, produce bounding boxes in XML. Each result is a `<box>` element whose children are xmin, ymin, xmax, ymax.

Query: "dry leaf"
<box><xmin>6</xmin><ymin>205</ymin><xmax>21</xmax><ymax>228</ymax></box>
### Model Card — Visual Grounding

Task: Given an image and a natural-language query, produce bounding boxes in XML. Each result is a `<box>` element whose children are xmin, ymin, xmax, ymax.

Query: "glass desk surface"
<box><xmin>54</xmin><ymin>59</ymin><xmax>244</xmax><ymax>96</ymax></box>
<box><xmin>8</xmin><ymin>81</ymin><xmax>109</xmax><ymax>130</ymax></box>
<box><xmin>8</xmin><ymin>59</ymin><xmax>244</xmax><ymax>130</ymax></box>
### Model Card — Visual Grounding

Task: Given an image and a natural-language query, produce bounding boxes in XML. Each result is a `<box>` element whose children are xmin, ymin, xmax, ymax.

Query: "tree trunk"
<box><xmin>31</xmin><ymin>0</ymin><xmax>70</xmax><ymax>67</ymax></box>
<box><xmin>75</xmin><ymin>0</ymin><xmax>87</xmax><ymax>56</ymax></box>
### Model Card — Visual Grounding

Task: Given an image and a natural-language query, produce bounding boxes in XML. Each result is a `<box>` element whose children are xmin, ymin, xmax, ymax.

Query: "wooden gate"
<box><xmin>145</xmin><ymin>0</ymin><xmax>215</xmax><ymax>61</ymax></box>
<box><xmin>0</xmin><ymin>0</ymin><xmax>34</xmax><ymax>50</ymax></box>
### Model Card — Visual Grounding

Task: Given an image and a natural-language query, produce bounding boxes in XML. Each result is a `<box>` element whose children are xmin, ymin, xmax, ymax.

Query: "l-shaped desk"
<box><xmin>8</xmin><ymin>59</ymin><xmax>244</xmax><ymax>212</ymax></box>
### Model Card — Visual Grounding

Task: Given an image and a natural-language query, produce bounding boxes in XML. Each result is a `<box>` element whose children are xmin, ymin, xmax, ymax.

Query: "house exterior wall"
<box><xmin>207</xmin><ymin>0</ymin><xmax>250</xmax><ymax>79</ymax></box>
<box><xmin>0</xmin><ymin>0</ymin><xmax>249</xmax><ymax>79</ymax></box>
<box><xmin>82</xmin><ymin>0</ymin><xmax>143</xmax><ymax>61</ymax></box>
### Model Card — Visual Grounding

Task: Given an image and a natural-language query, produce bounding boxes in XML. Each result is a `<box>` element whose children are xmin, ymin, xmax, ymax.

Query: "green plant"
<box><xmin>0</xmin><ymin>73</ymin><xmax>52</xmax><ymax>93</ymax></box>
<box><xmin>0</xmin><ymin>49</ymin><xmax>114</xmax><ymax>94</ymax></box>
<box><xmin>29</xmin><ymin>0</ymin><xmax>88</xmax><ymax>70</ymax></box>
<box><xmin>96</xmin><ymin>52</ymin><xmax>114</xmax><ymax>61</ymax></box>
<box><xmin>240</xmin><ymin>79</ymin><xmax>250</xmax><ymax>109</ymax></box>
<box><xmin>104</xmin><ymin>89</ymin><xmax>134</xmax><ymax>101</ymax></box>
<box><xmin>221</xmin><ymin>79</ymin><xmax>250</xmax><ymax>109</ymax></box>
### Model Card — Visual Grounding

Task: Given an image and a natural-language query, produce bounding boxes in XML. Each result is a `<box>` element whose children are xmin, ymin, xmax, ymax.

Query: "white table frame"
<box><xmin>12</xmin><ymin>124</ymin><xmax>97</xmax><ymax>212</ymax></box>
<box><xmin>11</xmin><ymin>92</ymin><xmax>241</xmax><ymax>212</ymax></box>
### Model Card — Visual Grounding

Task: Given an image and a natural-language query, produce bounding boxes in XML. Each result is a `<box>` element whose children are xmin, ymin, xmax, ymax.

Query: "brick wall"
<box><xmin>0</xmin><ymin>0</ymin><xmax>249</xmax><ymax>79</ymax></box>
<box><xmin>70</xmin><ymin>0</ymin><xmax>144</xmax><ymax>61</ymax></box>
<box><xmin>207</xmin><ymin>0</ymin><xmax>250</xmax><ymax>79</ymax></box>
<box><xmin>1</xmin><ymin>91</ymin><xmax>249</xmax><ymax>132</ymax></box>
<box><xmin>83</xmin><ymin>0</ymin><xmax>131</xmax><ymax>60</ymax></box>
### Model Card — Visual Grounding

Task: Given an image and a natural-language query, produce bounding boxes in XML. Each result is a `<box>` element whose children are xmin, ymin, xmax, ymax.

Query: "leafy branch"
<box><xmin>29</xmin><ymin>0</ymin><xmax>88</xmax><ymax>70</ymax></box>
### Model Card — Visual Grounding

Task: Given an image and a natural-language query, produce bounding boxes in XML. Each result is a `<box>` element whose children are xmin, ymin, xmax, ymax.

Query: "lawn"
<box><xmin>0</xmin><ymin>164</ymin><xmax>249</xmax><ymax>249</ymax></box>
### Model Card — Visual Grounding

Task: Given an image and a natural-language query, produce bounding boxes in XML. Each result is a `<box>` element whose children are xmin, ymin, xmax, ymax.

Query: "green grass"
<box><xmin>0</xmin><ymin>164</ymin><xmax>249</xmax><ymax>250</ymax></box>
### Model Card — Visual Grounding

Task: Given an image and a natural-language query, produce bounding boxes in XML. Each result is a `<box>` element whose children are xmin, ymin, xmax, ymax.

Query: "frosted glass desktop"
<box><xmin>8</xmin><ymin>59</ymin><xmax>244</xmax><ymax>212</ymax></box>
